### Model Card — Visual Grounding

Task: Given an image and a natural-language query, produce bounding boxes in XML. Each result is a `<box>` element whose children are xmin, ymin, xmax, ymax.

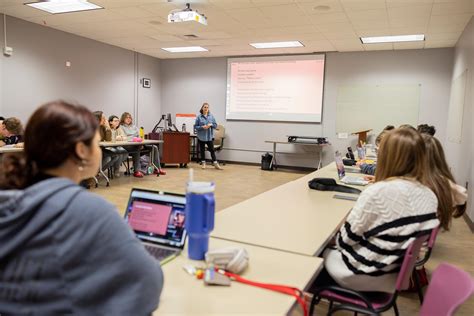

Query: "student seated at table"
<box><xmin>309</xmin><ymin>128</ymin><xmax>440</xmax><ymax>294</ymax></box>
<box><xmin>422</xmin><ymin>134</ymin><xmax>467</xmax><ymax>230</ymax></box>
<box><xmin>120</xmin><ymin>112</ymin><xmax>166</xmax><ymax>176</ymax></box>
<box><xmin>0</xmin><ymin>117</ymin><xmax>23</xmax><ymax>147</ymax></box>
<box><xmin>356</xmin><ymin>126</ymin><xmax>393</xmax><ymax>176</ymax></box>
<box><xmin>107</xmin><ymin>115</ymin><xmax>129</xmax><ymax>177</ymax></box>
<box><xmin>0</xmin><ymin>101</ymin><xmax>164</xmax><ymax>315</ymax></box>
<box><xmin>93</xmin><ymin>111</ymin><xmax>119</xmax><ymax>174</ymax></box>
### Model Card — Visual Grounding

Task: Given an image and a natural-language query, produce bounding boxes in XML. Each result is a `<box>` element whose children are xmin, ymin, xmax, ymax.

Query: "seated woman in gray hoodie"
<box><xmin>0</xmin><ymin>101</ymin><xmax>164</xmax><ymax>315</ymax></box>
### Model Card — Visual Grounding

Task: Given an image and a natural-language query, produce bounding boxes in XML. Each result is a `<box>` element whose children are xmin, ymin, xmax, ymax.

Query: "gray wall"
<box><xmin>161</xmin><ymin>48</ymin><xmax>454</xmax><ymax>168</ymax></box>
<box><xmin>0</xmin><ymin>16</ymin><xmax>161</xmax><ymax>131</ymax></box>
<box><xmin>449</xmin><ymin>17</ymin><xmax>473</xmax><ymax>221</ymax></box>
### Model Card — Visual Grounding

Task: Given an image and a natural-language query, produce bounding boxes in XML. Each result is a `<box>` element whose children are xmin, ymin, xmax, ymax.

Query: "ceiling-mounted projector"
<box><xmin>168</xmin><ymin>3</ymin><xmax>207</xmax><ymax>25</ymax></box>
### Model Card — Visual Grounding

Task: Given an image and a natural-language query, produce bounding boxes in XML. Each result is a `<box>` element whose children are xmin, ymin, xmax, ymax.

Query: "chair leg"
<box><xmin>413</xmin><ymin>269</ymin><xmax>424</xmax><ymax>304</ymax></box>
<box><xmin>393</xmin><ymin>302</ymin><xmax>399</xmax><ymax>316</ymax></box>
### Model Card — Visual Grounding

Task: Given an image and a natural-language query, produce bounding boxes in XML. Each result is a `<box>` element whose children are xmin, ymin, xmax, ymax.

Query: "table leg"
<box><xmin>317</xmin><ymin>146</ymin><xmax>323</xmax><ymax>170</ymax></box>
<box><xmin>98</xmin><ymin>157</ymin><xmax>110</xmax><ymax>186</ymax></box>
<box><xmin>272</xmin><ymin>143</ymin><xmax>277</xmax><ymax>169</ymax></box>
<box><xmin>149</xmin><ymin>146</ymin><xmax>159</xmax><ymax>176</ymax></box>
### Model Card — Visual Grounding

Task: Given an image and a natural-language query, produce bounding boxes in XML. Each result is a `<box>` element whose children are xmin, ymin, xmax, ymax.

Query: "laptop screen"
<box><xmin>124</xmin><ymin>189</ymin><xmax>187</xmax><ymax>249</ymax></box>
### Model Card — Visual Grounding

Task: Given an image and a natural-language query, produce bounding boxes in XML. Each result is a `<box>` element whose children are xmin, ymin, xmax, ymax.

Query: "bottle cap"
<box><xmin>187</xmin><ymin>181</ymin><xmax>215</xmax><ymax>194</ymax></box>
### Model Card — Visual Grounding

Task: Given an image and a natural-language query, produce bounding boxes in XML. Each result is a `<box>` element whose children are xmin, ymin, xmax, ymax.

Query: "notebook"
<box><xmin>124</xmin><ymin>188</ymin><xmax>187</xmax><ymax>264</ymax></box>
<box><xmin>335</xmin><ymin>151</ymin><xmax>369</xmax><ymax>186</ymax></box>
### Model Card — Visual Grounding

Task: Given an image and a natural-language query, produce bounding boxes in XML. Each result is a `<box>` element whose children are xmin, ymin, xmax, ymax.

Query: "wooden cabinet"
<box><xmin>160</xmin><ymin>131</ymin><xmax>190</xmax><ymax>167</ymax></box>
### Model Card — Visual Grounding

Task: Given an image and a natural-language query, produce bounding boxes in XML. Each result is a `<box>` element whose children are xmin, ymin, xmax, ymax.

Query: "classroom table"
<box><xmin>265</xmin><ymin>140</ymin><xmax>328</xmax><ymax>170</ymax></box>
<box><xmin>98</xmin><ymin>139</ymin><xmax>163</xmax><ymax>185</ymax></box>
<box><xmin>212</xmin><ymin>163</ymin><xmax>366</xmax><ymax>256</ymax></box>
<box><xmin>153</xmin><ymin>237</ymin><xmax>323</xmax><ymax>316</ymax></box>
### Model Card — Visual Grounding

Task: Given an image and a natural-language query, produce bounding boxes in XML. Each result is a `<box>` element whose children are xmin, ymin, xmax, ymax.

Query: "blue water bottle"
<box><xmin>185</xmin><ymin>181</ymin><xmax>215</xmax><ymax>260</ymax></box>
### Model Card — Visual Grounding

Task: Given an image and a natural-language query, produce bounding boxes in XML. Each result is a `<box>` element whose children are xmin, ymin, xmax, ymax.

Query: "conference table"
<box><xmin>154</xmin><ymin>238</ymin><xmax>322</xmax><ymax>315</ymax></box>
<box><xmin>154</xmin><ymin>163</ymin><xmax>365</xmax><ymax>315</ymax></box>
<box><xmin>98</xmin><ymin>139</ymin><xmax>163</xmax><ymax>186</ymax></box>
<box><xmin>265</xmin><ymin>140</ymin><xmax>329</xmax><ymax>170</ymax></box>
<box><xmin>212</xmin><ymin>163</ymin><xmax>363</xmax><ymax>256</ymax></box>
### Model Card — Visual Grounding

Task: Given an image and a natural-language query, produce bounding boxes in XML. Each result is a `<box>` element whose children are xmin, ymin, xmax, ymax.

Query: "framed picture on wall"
<box><xmin>142</xmin><ymin>78</ymin><xmax>151</xmax><ymax>88</ymax></box>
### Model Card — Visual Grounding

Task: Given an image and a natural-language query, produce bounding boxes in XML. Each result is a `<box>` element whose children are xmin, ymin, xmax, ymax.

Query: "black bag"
<box><xmin>261</xmin><ymin>152</ymin><xmax>274</xmax><ymax>171</ymax></box>
<box><xmin>308</xmin><ymin>178</ymin><xmax>361</xmax><ymax>194</ymax></box>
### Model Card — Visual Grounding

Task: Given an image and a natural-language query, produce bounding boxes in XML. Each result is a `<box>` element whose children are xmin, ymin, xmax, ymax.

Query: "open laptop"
<box><xmin>335</xmin><ymin>151</ymin><xmax>369</xmax><ymax>186</ymax></box>
<box><xmin>124</xmin><ymin>188</ymin><xmax>187</xmax><ymax>264</ymax></box>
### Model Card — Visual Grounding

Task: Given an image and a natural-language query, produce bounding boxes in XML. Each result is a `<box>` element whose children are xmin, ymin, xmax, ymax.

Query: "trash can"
<box><xmin>261</xmin><ymin>152</ymin><xmax>274</xmax><ymax>170</ymax></box>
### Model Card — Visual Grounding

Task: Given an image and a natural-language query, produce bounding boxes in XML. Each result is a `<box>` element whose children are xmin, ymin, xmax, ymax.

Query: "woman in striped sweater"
<box><xmin>314</xmin><ymin>128</ymin><xmax>440</xmax><ymax>293</ymax></box>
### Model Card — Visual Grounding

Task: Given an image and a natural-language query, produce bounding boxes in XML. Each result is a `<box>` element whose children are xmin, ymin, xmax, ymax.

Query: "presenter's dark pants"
<box><xmin>199</xmin><ymin>140</ymin><xmax>217</xmax><ymax>162</ymax></box>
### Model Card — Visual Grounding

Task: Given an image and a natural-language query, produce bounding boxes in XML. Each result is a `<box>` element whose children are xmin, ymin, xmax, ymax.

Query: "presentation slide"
<box><xmin>226</xmin><ymin>55</ymin><xmax>325</xmax><ymax>123</ymax></box>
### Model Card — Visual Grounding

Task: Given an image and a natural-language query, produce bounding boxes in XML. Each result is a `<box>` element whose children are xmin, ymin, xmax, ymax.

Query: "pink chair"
<box><xmin>419</xmin><ymin>263</ymin><xmax>474</xmax><ymax>316</ymax></box>
<box><xmin>413</xmin><ymin>226</ymin><xmax>440</xmax><ymax>303</ymax></box>
<box><xmin>310</xmin><ymin>233</ymin><xmax>431</xmax><ymax>316</ymax></box>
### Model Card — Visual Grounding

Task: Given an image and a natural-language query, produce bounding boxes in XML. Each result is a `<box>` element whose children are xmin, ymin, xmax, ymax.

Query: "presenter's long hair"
<box><xmin>422</xmin><ymin>134</ymin><xmax>464</xmax><ymax>230</ymax></box>
<box><xmin>0</xmin><ymin>101</ymin><xmax>98</xmax><ymax>189</ymax></box>
<box><xmin>375</xmin><ymin>128</ymin><xmax>428</xmax><ymax>184</ymax></box>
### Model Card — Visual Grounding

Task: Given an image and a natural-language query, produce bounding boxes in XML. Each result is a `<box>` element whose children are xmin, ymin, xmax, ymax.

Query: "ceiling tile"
<box><xmin>363</xmin><ymin>43</ymin><xmax>394</xmax><ymax>50</ymax></box>
<box><xmin>386</xmin><ymin>0</ymin><xmax>434</xmax><ymax>8</ymax></box>
<box><xmin>393</xmin><ymin>41</ymin><xmax>426</xmax><ymax>49</ymax></box>
<box><xmin>209</xmin><ymin>0</ymin><xmax>255</xmax><ymax>9</ymax></box>
<box><xmin>388</xmin><ymin>4</ymin><xmax>432</xmax><ymax>20</ymax></box>
<box><xmin>330</xmin><ymin>39</ymin><xmax>365</xmax><ymax>51</ymax></box>
<box><xmin>424</xmin><ymin>38</ymin><xmax>458</xmax><ymax>48</ymax></box>
<box><xmin>340</xmin><ymin>0</ymin><xmax>387</xmax><ymax>12</ymax></box>
<box><xmin>296</xmin><ymin>0</ymin><xmax>345</xmax><ymax>15</ymax></box>
<box><xmin>432</xmin><ymin>0</ymin><xmax>474</xmax><ymax>15</ymax></box>
<box><xmin>307</xmin><ymin>12</ymin><xmax>350</xmax><ymax>25</ymax></box>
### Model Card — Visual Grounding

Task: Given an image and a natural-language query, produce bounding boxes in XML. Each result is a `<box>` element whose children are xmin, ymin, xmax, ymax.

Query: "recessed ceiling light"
<box><xmin>25</xmin><ymin>0</ymin><xmax>102</xmax><ymax>14</ymax></box>
<box><xmin>250</xmin><ymin>41</ymin><xmax>304</xmax><ymax>49</ymax></box>
<box><xmin>161</xmin><ymin>46</ymin><xmax>208</xmax><ymax>53</ymax></box>
<box><xmin>361</xmin><ymin>34</ymin><xmax>425</xmax><ymax>44</ymax></box>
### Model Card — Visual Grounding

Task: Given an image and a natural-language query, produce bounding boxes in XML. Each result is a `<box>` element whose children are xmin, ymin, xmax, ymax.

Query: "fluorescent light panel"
<box><xmin>161</xmin><ymin>46</ymin><xmax>208</xmax><ymax>53</ymax></box>
<box><xmin>250</xmin><ymin>41</ymin><xmax>304</xmax><ymax>49</ymax></box>
<box><xmin>25</xmin><ymin>0</ymin><xmax>102</xmax><ymax>14</ymax></box>
<box><xmin>361</xmin><ymin>34</ymin><xmax>425</xmax><ymax>44</ymax></box>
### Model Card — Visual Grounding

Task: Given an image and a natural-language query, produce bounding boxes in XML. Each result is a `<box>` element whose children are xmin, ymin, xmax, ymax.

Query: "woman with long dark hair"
<box><xmin>0</xmin><ymin>101</ymin><xmax>164</xmax><ymax>314</ymax></box>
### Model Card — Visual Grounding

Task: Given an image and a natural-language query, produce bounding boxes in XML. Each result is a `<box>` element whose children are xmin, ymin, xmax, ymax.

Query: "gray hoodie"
<box><xmin>0</xmin><ymin>178</ymin><xmax>164</xmax><ymax>315</ymax></box>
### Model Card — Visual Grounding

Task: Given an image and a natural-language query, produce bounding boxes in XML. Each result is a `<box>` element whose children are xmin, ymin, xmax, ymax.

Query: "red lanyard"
<box><xmin>216</xmin><ymin>269</ymin><xmax>308</xmax><ymax>316</ymax></box>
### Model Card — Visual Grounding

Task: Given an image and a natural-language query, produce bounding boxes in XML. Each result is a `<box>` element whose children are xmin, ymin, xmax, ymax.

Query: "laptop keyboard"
<box><xmin>144</xmin><ymin>244</ymin><xmax>176</xmax><ymax>261</ymax></box>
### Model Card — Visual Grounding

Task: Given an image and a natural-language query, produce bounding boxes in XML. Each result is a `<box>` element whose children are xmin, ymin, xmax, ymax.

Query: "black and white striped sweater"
<box><xmin>325</xmin><ymin>179</ymin><xmax>439</xmax><ymax>292</ymax></box>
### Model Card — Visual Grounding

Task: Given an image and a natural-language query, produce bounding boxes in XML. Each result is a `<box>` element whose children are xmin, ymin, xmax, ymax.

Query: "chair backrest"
<box><xmin>427</xmin><ymin>226</ymin><xmax>439</xmax><ymax>248</ymax></box>
<box><xmin>420</xmin><ymin>263</ymin><xmax>474</xmax><ymax>316</ymax></box>
<box><xmin>395</xmin><ymin>233</ymin><xmax>430</xmax><ymax>291</ymax></box>
<box><xmin>213</xmin><ymin>125</ymin><xmax>225</xmax><ymax>147</ymax></box>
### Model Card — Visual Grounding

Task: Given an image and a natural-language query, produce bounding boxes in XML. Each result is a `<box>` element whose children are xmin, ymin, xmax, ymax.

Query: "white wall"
<box><xmin>448</xmin><ymin>17</ymin><xmax>474</xmax><ymax>221</ymax></box>
<box><xmin>161</xmin><ymin>48</ymin><xmax>454</xmax><ymax>168</ymax></box>
<box><xmin>0</xmin><ymin>16</ymin><xmax>161</xmax><ymax>131</ymax></box>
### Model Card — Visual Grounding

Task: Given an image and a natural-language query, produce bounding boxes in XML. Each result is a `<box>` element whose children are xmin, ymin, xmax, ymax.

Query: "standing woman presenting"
<box><xmin>194</xmin><ymin>102</ymin><xmax>223</xmax><ymax>170</ymax></box>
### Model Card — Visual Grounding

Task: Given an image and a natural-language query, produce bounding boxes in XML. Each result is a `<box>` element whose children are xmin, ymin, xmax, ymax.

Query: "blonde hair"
<box><xmin>375</xmin><ymin>128</ymin><xmax>428</xmax><ymax>184</ymax></box>
<box><xmin>422</xmin><ymin>134</ymin><xmax>464</xmax><ymax>230</ymax></box>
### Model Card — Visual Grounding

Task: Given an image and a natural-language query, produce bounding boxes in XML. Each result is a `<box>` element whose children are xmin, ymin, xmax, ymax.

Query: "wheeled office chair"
<box><xmin>213</xmin><ymin>124</ymin><xmax>226</xmax><ymax>165</ymax></box>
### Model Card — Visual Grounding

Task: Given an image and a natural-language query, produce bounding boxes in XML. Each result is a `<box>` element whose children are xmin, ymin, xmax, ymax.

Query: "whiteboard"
<box><xmin>336</xmin><ymin>84</ymin><xmax>421</xmax><ymax>135</ymax></box>
<box><xmin>447</xmin><ymin>70</ymin><xmax>468</xmax><ymax>143</ymax></box>
<box><xmin>176</xmin><ymin>113</ymin><xmax>196</xmax><ymax>135</ymax></box>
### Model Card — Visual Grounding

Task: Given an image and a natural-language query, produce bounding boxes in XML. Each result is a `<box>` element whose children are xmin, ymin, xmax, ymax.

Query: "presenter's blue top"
<box><xmin>194</xmin><ymin>113</ymin><xmax>217</xmax><ymax>142</ymax></box>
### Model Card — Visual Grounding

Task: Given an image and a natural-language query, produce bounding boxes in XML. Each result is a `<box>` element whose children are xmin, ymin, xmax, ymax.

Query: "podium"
<box><xmin>352</xmin><ymin>129</ymin><xmax>372</xmax><ymax>145</ymax></box>
<box><xmin>157</xmin><ymin>131</ymin><xmax>190</xmax><ymax>167</ymax></box>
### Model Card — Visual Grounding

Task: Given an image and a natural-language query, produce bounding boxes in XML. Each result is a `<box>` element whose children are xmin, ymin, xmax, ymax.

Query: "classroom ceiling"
<box><xmin>1</xmin><ymin>0</ymin><xmax>473</xmax><ymax>59</ymax></box>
